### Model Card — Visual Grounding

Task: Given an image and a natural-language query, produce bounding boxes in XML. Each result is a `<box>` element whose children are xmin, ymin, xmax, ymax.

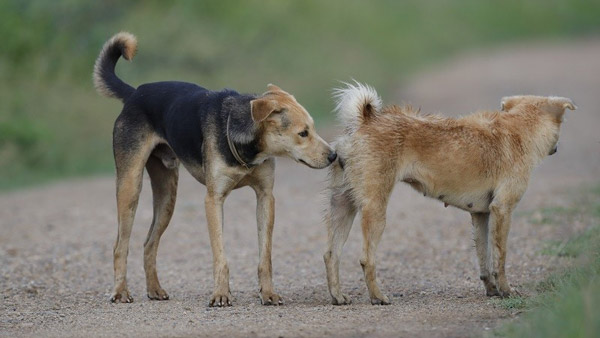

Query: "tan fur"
<box><xmin>253</xmin><ymin>86</ymin><xmax>333</xmax><ymax>168</ymax></box>
<box><xmin>324</xmin><ymin>86</ymin><xmax>576</xmax><ymax>305</ymax></box>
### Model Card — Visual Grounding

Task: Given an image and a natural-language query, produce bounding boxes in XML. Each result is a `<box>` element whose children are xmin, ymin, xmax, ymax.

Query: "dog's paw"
<box><xmin>331</xmin><ymin>293</ymin><xmax>351</xmax><ymax>305</ymax></box>
<box><xmin>485</xmin><ymin>283</ymin><xmax>501</xmax><ymax>297</ymax></box>
<box><xmin>147</xmin><ymin>287</ymin><xmax>169</xmax><ymax>301</ymax></box>
<box><xmin>209</xmin><ymin>292</ymin><xmax>233</xmax><ymax>307</ymax></box>
<box><xmin>486</xmin><ymin>288</ymin><xmax>501</xmax><ymax>297</ymax></box>
<box><xmin>498</xmin><ymin>287</ymin><xmax>513</xmax><ymax>299</ymax></box>
<box><xmin>110</xmin><ymin>289</ymin><xmax>133</xmax><ymax>303</ymax></box>
<box><xmin>482</xmin><ymin>275</ymin><xmax>501</xmax><ymax>297</ymax></box>
<box><xmin>370</xmin><ymin>294</ymin><xmax>390</xmax><ymax>305</ymax></box>
<box><xmin>259</xmin><ymin>290</ymin><xmax>283</xmax><ymax>306</ymax></box>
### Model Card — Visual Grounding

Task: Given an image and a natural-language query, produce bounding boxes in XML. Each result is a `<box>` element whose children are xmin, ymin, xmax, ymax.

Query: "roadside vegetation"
<box><xmin>492</xmin><ymin>184</ymin><xmax>600</xmax><ymax>338</ymax></box>
<box><xmin>1</xmin><ymin>0</ymin><xmax>599</xmax><ymax>189</ymax></box>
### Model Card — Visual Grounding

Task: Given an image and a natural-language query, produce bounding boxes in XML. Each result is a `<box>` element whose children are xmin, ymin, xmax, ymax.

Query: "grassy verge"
<box><xmin>491</xmin><ymin>184</ymin><xmax>600</xmax><ymax>338</ymax></box>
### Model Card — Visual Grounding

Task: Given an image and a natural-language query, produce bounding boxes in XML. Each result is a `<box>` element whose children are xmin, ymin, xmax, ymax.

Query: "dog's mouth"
<box><xmin>299</xmin><ymin>159</ymin><xmax>318</xmax><ymax>169</ymax></box>
<box><xmin>299</xmin><ymin>158</ymin><xmax>332</xmax><ymax>169</ymax></box>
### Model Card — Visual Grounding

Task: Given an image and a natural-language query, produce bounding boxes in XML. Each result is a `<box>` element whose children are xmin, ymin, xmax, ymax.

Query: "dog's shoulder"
<box><xmin>164</xmin><ymin>85</ymin><xmax>261</xmax><ymax>169</ymax></box>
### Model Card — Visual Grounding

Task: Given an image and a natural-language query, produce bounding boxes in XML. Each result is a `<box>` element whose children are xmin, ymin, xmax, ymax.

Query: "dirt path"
<box><xmin>1</xmin><ymin>38</ymin><xmax>599</xmax><ymax>337</ymax></box>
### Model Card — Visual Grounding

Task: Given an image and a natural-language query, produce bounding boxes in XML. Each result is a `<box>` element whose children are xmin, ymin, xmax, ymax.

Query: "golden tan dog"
<box><xmin>93</xmin><ymin>32</ymin><xmax>336</xmax><ymax>306</ymax></box>
<box><xmin>323</xmin><ymin>82</ymin><xmax>576</xmax><ymax>305</ymax></box>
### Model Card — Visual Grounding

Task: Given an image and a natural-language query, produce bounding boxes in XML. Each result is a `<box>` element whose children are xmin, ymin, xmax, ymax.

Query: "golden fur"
<box><xmin>324</xmin><ymin>83</ymin><xmax>576</xmax><ymax>305</ymax></box>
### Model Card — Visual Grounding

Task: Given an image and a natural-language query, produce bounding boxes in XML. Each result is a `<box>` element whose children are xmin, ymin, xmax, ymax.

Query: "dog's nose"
<box><xmin>549</xmin><ymin>144</ymin><xmax>558</xmax><ymax>156</ymax></box>
<box><xmin>328</xmin><ymin>151</ymin><xmax>337</xmax><ymax>163</ymax></box>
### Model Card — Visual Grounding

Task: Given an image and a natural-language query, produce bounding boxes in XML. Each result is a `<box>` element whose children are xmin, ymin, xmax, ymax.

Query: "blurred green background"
<box><xmin>1</xmin><ymin>0</ymin><xmax>599</xmax><ymax>190</ymax></box>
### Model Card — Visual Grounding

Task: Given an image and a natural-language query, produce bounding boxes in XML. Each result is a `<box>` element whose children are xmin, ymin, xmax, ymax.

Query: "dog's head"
<box><xmin>250</xmin><ymin>84</ymin><xmax>336</xmax><ymax>168</ymax></box>
<box><xmin>500</xmin><ymin>95</ymin><xmax>577</xmax><ymax>155</ymax></box>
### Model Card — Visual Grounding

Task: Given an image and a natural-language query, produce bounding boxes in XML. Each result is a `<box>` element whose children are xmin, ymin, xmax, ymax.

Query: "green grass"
<box><xmin>491</xmin><ymin>296</ymin><xmax>529</xmax><ymax>311</ymax></box>
<box><xmin>1</xmin><ymin>0</ymin><xmax>600</xmax><ymax>190</ymax></box>
<box><xmin>541</xmin><ymin>226</ymin><xmax>599</xmax><ymax>258</ymax></box>
<box><xmin>491</xmin><ymin>184</ymin><xmax>600</xmax><ymax>338</ymax></box>
<box><xmin>526</xmin><ymin>206</ymin><xmax>579</xmax><ymax>225</ymax></box>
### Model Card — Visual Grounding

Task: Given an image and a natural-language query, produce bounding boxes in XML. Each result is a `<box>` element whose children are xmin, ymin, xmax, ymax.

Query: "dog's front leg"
<box><xmin>205</xmin><ymin>190</ymin><xmax>232</xmax><ymax>306</ymax></box>
<box><xmin>471</xmin><ymin>212</ymin><xmax>499</xmax><ymax>296</ymax></box>
<box><xmin>253</xmin><ymin>185</ymin><xmax>282</xmax><ymax>305</ymax></box>
<box><xmin>488</xmin><ymin>198</ymin><xmax>516</xmax><ymax>298</ymax></box>
<box><xmin>247</xmin><ymin>160</ymin><xmax>282</xmax><ymax>305</ymax></box>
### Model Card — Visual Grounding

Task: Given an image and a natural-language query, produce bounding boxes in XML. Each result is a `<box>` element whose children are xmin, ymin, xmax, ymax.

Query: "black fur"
<box><xmin>125</xmin><ymin>82</ymin><xmax>261</xmax><ymax>167</ymax></box>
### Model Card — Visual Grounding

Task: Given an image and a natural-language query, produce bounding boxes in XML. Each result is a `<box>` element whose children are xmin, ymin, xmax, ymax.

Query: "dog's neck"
<box><xmin>502</xmin><ymin>109</ymin><xmax>559</xmax><ymax>166</ymax></box>
<box><xmin>226</xmin><ymin>112</ymin><xmax>252</xmax><ymax>168</ymax></box>
<box><xmin>221</xmin><ymin>95</ymin><xmax>266</xmax><ymax>168</ymax></box>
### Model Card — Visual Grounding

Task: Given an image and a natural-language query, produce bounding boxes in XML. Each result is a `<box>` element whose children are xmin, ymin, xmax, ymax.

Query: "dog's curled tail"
<box><xmin>93</xmin><ymin>32</ymin><xmax>137</xmax><ymax>102</ymax></box>
<box><xmin>333</xmin><ymin>81</ymin><xmax>382</xmax><ymax>134</ymax></box>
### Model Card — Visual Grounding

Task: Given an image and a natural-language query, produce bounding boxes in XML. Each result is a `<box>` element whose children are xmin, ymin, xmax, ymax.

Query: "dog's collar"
<box><xmin>226</xmin><ymin>111</ymin><xmax>251</xmax><ymax>169</ymax></box>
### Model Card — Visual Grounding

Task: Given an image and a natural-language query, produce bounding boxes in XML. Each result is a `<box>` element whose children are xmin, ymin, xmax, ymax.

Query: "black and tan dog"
<box><xmin>93</xmin><ymin>32</ymin><xmax>336</xmax><ymax>306</ymax></box>
<box><xmin>323</xmin><ymin>82</ymin><xmax>575</xmax><ymax>305</ymax></box>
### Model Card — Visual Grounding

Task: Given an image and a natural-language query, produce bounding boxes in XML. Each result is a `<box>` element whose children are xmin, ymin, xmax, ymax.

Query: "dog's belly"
<box><xmin>180</xmin><ymin>161</ymin><xmax>206</xmax><ymax>185</ymax></box>
<box><xmin>437</xmin><ymin>192</ymin><xmax>492</xmax><ymax>213</ymax></box>
<box><xmin>402</xmin><ymin>177</ymin><xmax>492</xmax><ymax>213</ymax></box>
<box><xmin>177</xmin><ymin>158</ymin><xmax>251</xmax><ymax>190</ymax></box>
<box><xmin>151</xmin><ymin>142</ymin><xmax>207</xmax><ymax>185</ymax></box>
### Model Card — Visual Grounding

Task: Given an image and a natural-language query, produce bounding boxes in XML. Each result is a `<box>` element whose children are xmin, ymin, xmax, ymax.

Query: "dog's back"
<box><xmin>332</xmin><ymin>85</ymin><xmax>562</xmax><ymax>212</ymax></box>
<box><xmin>122</xmin><ymin>82</ymin><xmax>255</xmax><ymax>166</ymax></box>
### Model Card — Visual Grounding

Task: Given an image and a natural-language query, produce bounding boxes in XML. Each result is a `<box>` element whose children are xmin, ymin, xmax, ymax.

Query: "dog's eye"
<box><xmin>298</xmin><ymin>130</ymin><xmax>309</xmax><ymax>138</ymax></box>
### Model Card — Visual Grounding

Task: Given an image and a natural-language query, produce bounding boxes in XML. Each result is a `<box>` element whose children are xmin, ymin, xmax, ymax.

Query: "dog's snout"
<box><xmin>328</xmin><ymin>151</ymin><xmax>337</xmax><ymax>163</ymax></box>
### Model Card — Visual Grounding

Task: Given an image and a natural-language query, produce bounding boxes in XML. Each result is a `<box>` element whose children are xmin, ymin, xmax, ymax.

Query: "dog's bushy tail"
<box><xmin>93</xmin><ymin>32</ymin><xmax>137</xmax><ymax>102</ymax></box>
<box><xmin>332</xmin><ymin>81</ymin><xmax>382</xmax><ymax>134</ymax></box>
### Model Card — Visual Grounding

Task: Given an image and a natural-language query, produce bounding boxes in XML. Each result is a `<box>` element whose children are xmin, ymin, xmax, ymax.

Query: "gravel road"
<box><xmin>1</xmin><ymin>38</ymin><xmax>599</xmax><ymax>337</ymax></box>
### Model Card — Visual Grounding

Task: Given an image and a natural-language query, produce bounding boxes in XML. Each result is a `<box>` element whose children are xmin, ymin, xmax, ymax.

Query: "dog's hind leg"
<box><xmin>324</xmin><ymin>189</ymin><xmax>357</xmax><ymax>305</ymax></box>
<box><xmin>359</xmin><ymin>179</ymin><xmax>393</xmax><ymax>305</ymax></box>
<box><xmin>111</xmin><ymin>122</ymin><xmax>156</xmax><ymax>303</ymax></box>
<box><xmin>471</xmin><ymin>212</ymin><xmax>499</xmax><ymax>296</ymax></box>
<box><xmin>143</xmin><ymin>152</ymin><xmax>179</xmax><ymax>300</ymax></box>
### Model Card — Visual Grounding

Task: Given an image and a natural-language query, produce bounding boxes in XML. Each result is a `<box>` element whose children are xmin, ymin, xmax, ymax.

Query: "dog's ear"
<box><xmin>250</xmin><ymin>98</ymin><xmax>280</xmax><ymax>123</ymax></box>
<box><xmin>551</xmin><ymin>97</ymin><xmax>577</xmax><ymax>111</ymax></box>
<box><xmin>266</xmin><ymin>83</ymin><xmax>294</xmax><ymax>97</ymax></box>
<box><xmin>267</xmin><ymin>83</ymin><xmax>283</xmax><ymax>92</ymax></box>
<box><xmin>500</xmin><ymin>96</ymin><xmax>523</xmax><ymax>112</ymax></box>
<box><xmin>541</xmin><ymin>96</ymin><xmax>577</xmax><ymax>119</ymax></box>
